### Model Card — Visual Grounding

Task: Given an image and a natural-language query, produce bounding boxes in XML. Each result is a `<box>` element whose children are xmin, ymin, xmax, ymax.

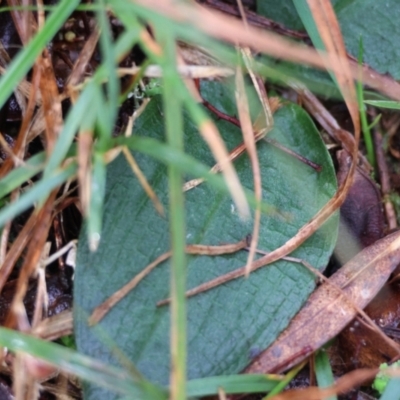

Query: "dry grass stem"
<box><xmin>118</xmin><ymin>65</ymin><xmax>234</xmax><ymax>79</ymax></box>
<box><xmin>66</xmin><ymin>28</ymin><xmax>101</xmax><ymax>93</ymax></box>
<box><xmin>122</xmin><ymin>147</ymin><xmax>165</xmax><ymax>216</ymax></box>
<box><xmin>234</xmin><ymin>66</ymin><xmax>262</xmax><ymax>276</ymax></box>
<box><xmin>32</xmin><ymin>311</ymin><xmax>73</xmax><ymax>341</ymax></box>
<box><xmin>89</xmin><ymin>237</ymin><xmax>248</xmax><ymax>324</ymax></box>
<box><xmin>197</xmin><ymin>118</ymin><xmax>250</xmax><ymax>218</ymax></box>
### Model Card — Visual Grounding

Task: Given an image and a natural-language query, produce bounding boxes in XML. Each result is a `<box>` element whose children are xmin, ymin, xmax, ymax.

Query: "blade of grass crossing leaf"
<box><xmin>0</xmin><ymin>327</ymin><xmax>167</xmax><ymax>399</ymax></box>
<box><xmin>356</xmin><ymin>38</ymin><xmax>375</xmax><ymax>167</ymax></box>
<box><xmin>264</xmin><ymin>362</ymin><xmax>306</xmax><ymax>399</ymax></box>
<box><xmin>159</xmin><ymin>33</ymin><xmax>187</xmax><ymax>400</ymax></box>
<box><xmin>95</xmin><ymin>0</ymin><xmax>119</xmax><ymax>148</ymax></box>
<box><xmin>315</xmin><ymin>350</ymin><xmax>337</xmax><ymax>400</ymax></box>
<box><xmin>84</xmin><ymin>87</ymin><xmax>112</xmax><ymax>251</ymax></box>
<box><xmin>187</xmin><ymin>374</ymin><xmax>282</xmax><ymax>397</ymax></box>
<box><xmin>293</xmin><ymin>1</ymin><xmax>326</xmax><ymax>51</ymax></box>
<box><xmin>88</xmin><ymin>152</ymin><xmax>106</xmax><ymax>251</ymax></box>
<box><xmin>182</xmin><ymin>83</ymin><xmax>250</xmax><ymax>219</ymax></box>
<box><xmin>0</xmin><ymin>162</ymin><xmax>77</xmax><ymax>229</ymax></box>
<box><xmin>0</xmin><ymin>0</ymin><xmax>79</xmax><ymax>111</ymax></box>
<box><xmin>293</xmin><ymin>1</ymin><xmax>342</xmax><ymax>93</ymax></box>
<box><xmin>114</xmin><ymin>135</ymin><xmax>274</xmax><ymax>215</ymax></box>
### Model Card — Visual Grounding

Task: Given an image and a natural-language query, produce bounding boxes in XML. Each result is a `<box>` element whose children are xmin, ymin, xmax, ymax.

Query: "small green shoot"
<box><xmin>356</xmin><ymin>38</ymin><xmax>375</xmax><ymax>167</ymax></box>
<box><xmin>315</xmin><ymin>349</ymin><xmax>337</xmax><ymax>400</ymax></box>
<box><xmin>364</xmin><ymin>100</ymin><xmax>400</xmax><ymax>110</ymax></box>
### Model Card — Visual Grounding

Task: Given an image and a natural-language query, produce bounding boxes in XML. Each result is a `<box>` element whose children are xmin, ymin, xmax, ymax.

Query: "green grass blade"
<box><xmin>0</xmin><ymin>152</ymin><xmax>46</xmax><ymax>199</ymax></box>
<box><xmin>95</xmin><ymin>0</ymin><xmax>119</xmax><ymax>147</ymax></box>
<box><xmin>0</xmin><ymin>0</ymin><xmax>80</xmax><ymax>111</ymax></box>
<box><xmin>0</xmin><ymin>162</ymin><xmax>77</xmax><ymax>228</ymax></box>
<box><xmin>187</xmin><ymin>374</ymin><xmax>282</xmax><ymax>397</ymax></box>
<box><xmin>264</xmin><ymin>363</ymin><xmax>304</xmax><ymax>399</ymax></box>
<box><xmin>159</xmin><ymin>32</ymin><xmax>187</xmax><ymax>400</ymax></box>
<box><xmin>356</xmin><ymin>39</ymin><xmax>375</xmax><ymax>166</ymax></box>
<box><xmin>364</xmin><ymin>100</ymin><xmax>400</xmax><ymax>110</ymax></box>
<box><xmin>315</xmin><ymin>350</ymin><xmax>337</xmax><ymax>400</ymax></box>
<box><xmin>0</xmin><ymin>327</ymin><xmax>167</xmax><ymax>399</ymax></box>
<box><xmin>87</xmin><ymin>152</ymin><xmax>106</xmax><ymax>251</ymax></box>
<box><xmin>115</xmin><ymin>135</ymin><xmax>274</xmax><ymax>214</ymax></box>
<box><xmin>293</xmin><ymin>1</ymin><xmax>325</xmax><ymax>52</ymax></box>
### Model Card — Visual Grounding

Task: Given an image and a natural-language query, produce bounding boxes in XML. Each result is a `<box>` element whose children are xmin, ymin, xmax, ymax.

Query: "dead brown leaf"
<box><xmin>245</xmin><ymin>230</ymin><xmax>400</xmax><ymax>375</ymax></box>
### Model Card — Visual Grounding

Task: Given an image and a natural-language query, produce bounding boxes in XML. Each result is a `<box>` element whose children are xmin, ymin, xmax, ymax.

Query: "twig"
<box><xmin>89</xmin><ymin>237</ymin><xmax>249</xmax><ymax>325</ymax></box>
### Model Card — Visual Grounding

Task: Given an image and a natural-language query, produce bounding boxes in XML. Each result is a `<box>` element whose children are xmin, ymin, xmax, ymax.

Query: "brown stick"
<box><xmin>89</xmin><ymin>237</ymin><xmax>249</xmax><ymax>325</ymax></box>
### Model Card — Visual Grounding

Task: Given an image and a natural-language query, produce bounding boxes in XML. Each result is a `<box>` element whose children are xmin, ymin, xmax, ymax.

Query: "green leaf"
<box><xmin>364</xmin><ymin>100</ymin><xmax>400</xmax><ymax>110</ymax></box>
<box><xmin>74</xmin><ymin>81</ymin><xmax>338</xmax><ymax>398</ymax></box>
<box><xmin>337</xmin><ymin>0</ymin><xmax>400</xmax><ymax>79</ymax></box>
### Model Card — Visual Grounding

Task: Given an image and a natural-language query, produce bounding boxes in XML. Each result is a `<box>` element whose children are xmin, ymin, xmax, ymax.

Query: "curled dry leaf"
<box><xmin>245</xmin><ymin>230</ymin><xmax>400</xmax><ymax>374</ymax></box>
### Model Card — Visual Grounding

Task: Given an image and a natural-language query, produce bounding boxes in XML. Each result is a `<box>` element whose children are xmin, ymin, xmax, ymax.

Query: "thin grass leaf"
<box><xmin>186</xmin><ymin>374</ymin><xmax>282</xmax><ymax>397</ymax></box>
<box><xmin>264</xmin><ymin>363</ymin><xmax>305</xmax><ymax>399</ymax></box>
<box><xmin>0</xmin><ymin>327</ymin><xmax>167</xmax><ymax>399</ymax></box>
<box><xmin>88</xmin><ymin>152</ymin><xmax>107</xmax><ymax>251</ymax></box>
<box><xmin>364</xmin><ymin>100</ymin><xmax>400</xmax><ymax>110</ymax></box>
<box><xmin>0</xmin><ymin>0</ymin><xmax>80</xmax><ymax>110</ymax></box>
<box><xmin>182</xmin><ymin>85</ymin><xmax>250</xmax><ymax>218</ymax></box>
<box><xmin>0</xmin><ymin>152</ymin><xmax>46</xmax><ymax>199</ymax></box>
<box><xmin>114</xmin><ymin>135</ymin><xmax>274</xmax><ymax>215</ymax></box>
<box><xmin>356</xmin><ymin>38</ymin><xmax>375</xmax><ymax>166</ymax></box>
<box><xmin>293</xmin><ymin>1</ymin><xmax>326</xmax><ymax>52</ymax></box>
<box><xmin>0</xmin><ymin>162</ymin><xmax>77</xmax><ymax>229</ymax></box>
<box><xmin>95</xmin><ymin>0</ymin><xmax>119</xmax><ymax>147</ymax></box>
<box><xmin>315</xmin><ymin>350</ymin><xmax>337</xmax><ymax>400</ymax></box>
<box><xmin>159</xmin><ymin>32</ymin><xmax>187</xmax><ymax>400</ymax></box>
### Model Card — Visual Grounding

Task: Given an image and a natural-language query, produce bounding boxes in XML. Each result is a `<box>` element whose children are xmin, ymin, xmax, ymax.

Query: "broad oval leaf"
<box><xmin>74</xmin><ymin>82</ymin><xmax>338</xmax><ymax>399</ymax></box>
